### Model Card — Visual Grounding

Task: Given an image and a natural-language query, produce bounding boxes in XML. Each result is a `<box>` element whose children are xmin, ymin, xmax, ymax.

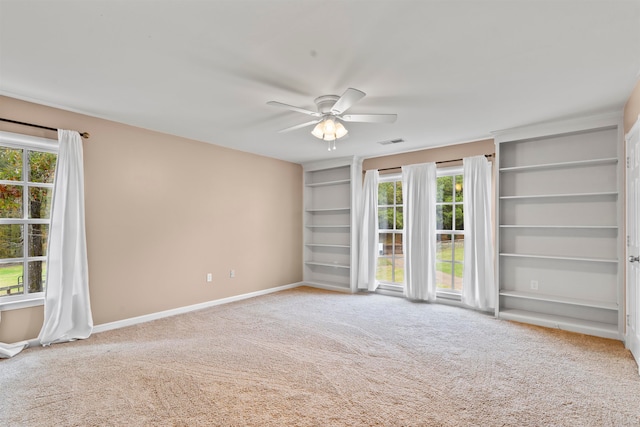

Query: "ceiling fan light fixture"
<box><xmin>335</xmin><ymin>122</ymin><xmax>348</xmax><ymax>139</ymax></box>
<box><xmin>311</xmin><ymin>117</ymin><xmax>347</xmax><ymax>144</ymax></box>
<box><xmin>324</xmin><ymin>118</ymin><xmax>336</xmax><ymax>133</ymax></box>
<box><xmin>311</xmin><ymin>122</ymin><xmax>324</xmax><ymax>139</ymax></box>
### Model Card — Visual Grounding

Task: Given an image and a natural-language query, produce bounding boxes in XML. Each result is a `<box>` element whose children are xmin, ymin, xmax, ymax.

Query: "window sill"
<box><xmin>375</xmin><ymin>285</ymin><xmax>464</xmax><ymax>304</ymax></box>
<box><xmin>437</xmin><ymin>290</ymin><xmax>462</xmax><ymax>301</ymax></box>
<box><xmin>376</xmin><ymin>283</ymin><xmax>404</xmax><ymax>297</ymax></box>
<box><xmin>0</xmin><ymin>295</ymin><xmax>44</xmax><ymax>311</ymax></box>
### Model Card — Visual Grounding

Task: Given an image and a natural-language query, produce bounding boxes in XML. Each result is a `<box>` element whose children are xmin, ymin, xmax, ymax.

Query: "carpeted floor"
<box><xmin>1</xmin><ymin>286</ymin><xmax>639</xmax><ymax>426</ymax></box>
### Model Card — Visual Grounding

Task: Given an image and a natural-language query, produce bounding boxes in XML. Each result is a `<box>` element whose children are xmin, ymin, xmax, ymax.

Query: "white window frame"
<box><xmin>435</xmin><ymin>166</ymin><xmax>464</xmax><ymax>297</ymax></box>
<box><xmin>0</xmin><ymin>131</ymin><xmax>58</xmax><ymax>311</ymax></box>
<box><xmin>373</xmin><ymin>167</ymin><xmax>466</xmax><ymax>301</ymax></box>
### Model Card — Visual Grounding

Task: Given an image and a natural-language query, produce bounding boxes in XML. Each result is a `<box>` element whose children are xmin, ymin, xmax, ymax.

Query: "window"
<box><xmin>436</xmin><ymin>168</ymin><xmax>464</xmax><ymax>293</ymax></box>
<box><xmin>374</xmin><ymin>167</ymin><xmax>465</xmax><ymax>293</ymax></box>
<box><xmin>0</xmin><ymin>134</ymin><xmax>57</xmax><ymax>303</ymax></box>
<box><xmin>376</xmin><ymin>177</ymin><xmax>403</xmax><ymax>285</ymax></box>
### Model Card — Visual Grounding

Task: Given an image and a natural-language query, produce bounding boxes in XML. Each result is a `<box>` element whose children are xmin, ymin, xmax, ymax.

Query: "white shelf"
<box><xmin>305</xmin><ymin>207</ymin><xmax>350</xmax><ymax>212</ymax></box>
<box><xmin>499</xmin><ymin>157</ymin><xmax>618</xmax><ymax>172</ymax></box>
<box><xmin>499</xmin><ymin>290</ymin><xmax>618</xmax><ymax>311</ymax></box>
<box><xmin>305</xmin><ymin>243</ymin><xmax>351</xmax><ymax>248</ymax></box>
<box><xmin>304</xmin><ymin>261</ymin><xmax>350</xmax><ymax>269</ymax></box>
<box><xmin>303</xmin><ymin>160</ymin><xmax>356</xmax><ymax>292</ymax></box>
<box><xmin>500</xmin><ymin>225</ymin><xmax>618</xmax><ymax>229</ymax></box>
<box><xmin>304</xmin><ymin>280</ymin><xmax>351</xmax><ymax>292</ymax></box>
<box><xmin>496</xmin><ymin>120</ymin><xmax>622</xmax><ymax>340</ymax></box>
<box><xmin>499</xmin><ymin>252</ymin><xmax>618</xmax><ymax>263</ymax></box>
<box><xmin>500</xmin><ymin>191</ymin><xmax>618</xmax><ymax>200</ymax></box>
<box><xmin>305</xmin><ymin>179</ymin><xmax>351</xmax><ymax>187</ymax></box>
<box><xmin>498</xmin><ymin>309</ymin><xmax>619</xmax><ymax>340</ymax></box>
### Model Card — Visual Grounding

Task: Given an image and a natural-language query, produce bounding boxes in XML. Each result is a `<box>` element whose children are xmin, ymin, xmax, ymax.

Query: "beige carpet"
<box><xmin>1</xmin><ymin>287</ymin><xmax>639</xmax><ymax>426</ymax></box>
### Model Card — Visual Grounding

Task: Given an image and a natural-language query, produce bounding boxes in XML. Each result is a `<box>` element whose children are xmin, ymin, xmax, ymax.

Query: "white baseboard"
<box><xmin>92</xmin><ymin>282</ymin><xmax>303</xmax><ymax>334</ymax></box>
<box><xmin>303</xmin><ymin>281</ymin><xmax>354</xmax><ymax>293</ymax></box>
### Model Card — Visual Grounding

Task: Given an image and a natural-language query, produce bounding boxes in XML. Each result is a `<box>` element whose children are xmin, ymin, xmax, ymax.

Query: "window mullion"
<box><xmin>391</xmin><ymin>181</ymin><xmax>396</xmax><ymax>283</ymax></box>
<box><xmin>451</xmin><ymin>183</ymin><xmax>456</xmax><ymax>290</ymax></box>
<box><xmin>22</xmin><ymin>149</ymin><xmax>28</xmax><ymax>295</ymax></box>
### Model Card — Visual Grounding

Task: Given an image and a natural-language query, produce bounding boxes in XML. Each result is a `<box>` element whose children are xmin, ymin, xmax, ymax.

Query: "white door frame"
<box><xmin>626</xmin><ymin>114</ymin><xmax>640</xmax><ymax>374</ymax></box>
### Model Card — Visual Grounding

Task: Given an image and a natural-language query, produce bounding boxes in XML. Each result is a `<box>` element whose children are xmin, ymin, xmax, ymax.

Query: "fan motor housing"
<box><xmin>314</xmin><ymin>95</ymin><xmax>340</xmax><ymax>114</ymax></box>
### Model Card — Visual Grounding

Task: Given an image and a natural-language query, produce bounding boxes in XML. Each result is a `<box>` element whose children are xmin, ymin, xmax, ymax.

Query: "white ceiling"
<box><xmin>1</xmin><ymin>0</ymin><xmax>639</xmax><ymax>164</ymax></box>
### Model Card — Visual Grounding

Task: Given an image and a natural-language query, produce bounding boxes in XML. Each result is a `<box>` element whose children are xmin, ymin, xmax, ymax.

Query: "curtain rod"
<box><xmin>0</xmin><ymin>118</ymin><xmax>90</xmax><ymax>139</ymax></box>
<box><xmin>376</xmin><ymin>153</ymin><xmax>494</xmax><ymax>172</ymax></box>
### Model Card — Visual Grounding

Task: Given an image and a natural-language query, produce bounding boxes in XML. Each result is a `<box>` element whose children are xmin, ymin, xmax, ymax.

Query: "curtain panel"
<box><xmin>402</xmin><ymin>163</ymin><xmax>437</xmax><ymax>301</ymax></box>
<box><xmin>462</xmin><ymin>155</ymin><xmax>495</xmax><ymax>311</ymax></box>
<box><xmin>357</xmin><ymin>170</ymin><xmax>379</xmax><ymax>291</ymax></box>
<box><xmin>38</xmin><ymin>130</ymin><xmax>93</xmax><ymax>346</ymax></box>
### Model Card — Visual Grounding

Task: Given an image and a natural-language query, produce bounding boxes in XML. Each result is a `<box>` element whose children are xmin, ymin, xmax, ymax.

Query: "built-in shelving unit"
<box><xmin>302</xmin><ymin>157</ymin><xmax>359</xmax><ymax>292</ymax></box>
<box><xmin>495</xmin><ymin>115</ymin><xmax>624</xmax><ymax>340</ymax></box>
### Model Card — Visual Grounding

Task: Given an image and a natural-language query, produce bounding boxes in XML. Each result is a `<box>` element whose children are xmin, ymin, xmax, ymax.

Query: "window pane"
<box><xmin>28</xmin><ymin>260</ymin><xmax>46</xmax><ymax>293</ymax></box>
<box><xmin>455</xmin><ymin>175</ymin><xmax>463</xmax><ymax>202</ymax></box>
<box><xmin>0</xmin><ymin>224</ymin><xmax>23</xmax><ymax>259</ymax></box>
<box><xmin>377</xmin><ymin>233</ymin><xmax>392</xmax><ymax>282</ymax></box>
<box><xmin>0</xmin><ymin>184</ymin><xmax>23</xmax><ymax>218</ymax></box>
<box><xmin>0</xmin><ymin>147</ymin><xmax>23</xmax><ymax>181</ymax></box>
<box><xmin>376</xmin><ymin>257</ymin><xmax>392</xmax><ymax>282</ymax></box>
<box><xmin>394</xmin><ymin>233</ymin><xmax>403</xmax><ymax>256</ymax></box>
<box><xmin>394</xmin><ymin>234</ymin><xmax>404</xmax><ymax>284</ymax></box>
<box><xmin>455</xmin><ymin>204</ymin><xmax>464</xmax><ymax>230</ymax></box>
<box><xmin>29</xmin><ymin>187</ymin><xmax>52</xmax><ymax>219</ymax></box>
<box><xmin>436</xmin><ymin>261</ymin><xmax>452</xmax><ymax>290</ymax></box>
<box><xmin>29</xmin><ymin>224</ymin><xmax>49</xmax><ymax>257</ymax></box>
<box><xmin>452</xmin><ymin>262</ymin><xmax>463</xmax><ymax>291</ymax></box>
<box><xmin>378</xmin><ymin>182</ymin><xmax>394</xmax><ymax>205</ymax></box>
<box><xmin>395</xmin><ymin>181</ymin><xmax>403</xmax><ymax>204</ymax></box>
<box><xmin>454</xmin><ymin>234</ymin><xmax>465</xmax><ymax>263</ymax></box>
<box><xmin>437</xmin><ymin>204</ymin><xmax>453</xmax><ymax>230</ymax></box>
<box><xmin>437</xmin><ymin>176</ymin><xmax>453</xmax><ymax>202</ymax></box>
<box><xmin>29</xmin><ymin>151</ymin><xmax>57</xmax><ymax>183</ymax></box>
<box><xmin>0</xmin><ymin>262</ymin><xmax>24</xmax><ymax>296</ymax></box>
<box><xmin>378</xmin><ymin>233</ymin><xmax>393</xmax><ymax>256</ymax></box>
<box><xmin>395</xmin><ymin>207</ymin><xmax>403</xmax><ymax>230</ymax></box>
<box><xmin>436</xmin><ymin>234</ymin><xmax>452</xmax><ymax>261</ymax></box>
<box><xmin>378</xmin><ymin>207</ymin><xmax>393</xmax><ymax>230</ymax></box>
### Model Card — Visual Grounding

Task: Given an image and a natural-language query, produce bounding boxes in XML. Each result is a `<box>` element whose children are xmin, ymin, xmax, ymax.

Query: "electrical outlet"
<box><xmin>206</xmin><ymin>273</ymin><xmax>212</xmax><ymax>283</ymax></box>
<box><xmin>230</xmin><ymin>269</ymin><xmax>235</xmax><ymax>278</ymax></box>
<box><xmin>530</xmin><ymin>280</ymin><xmax>538</xmax><ymax>290</ymax></box>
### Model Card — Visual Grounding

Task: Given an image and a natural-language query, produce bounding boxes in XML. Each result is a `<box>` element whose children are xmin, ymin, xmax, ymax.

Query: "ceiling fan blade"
<box><xmin>278</xmin><ymin>119</ymin><xmax>321</xmax><ymax>133</ymax></box>
<box><xmin>267</xmin><ymin>101</ymin><xmax>321</xmax><ymax>117</ymax></box>
<box><xmin>330</xmin><ymin>88</ymin><xmax>366</xmax><ymax>115</ymax></box>
<box><xmin>341</xmin><ymin>114</ymin><xmax>397</xmax><ymax>123</ymax></box>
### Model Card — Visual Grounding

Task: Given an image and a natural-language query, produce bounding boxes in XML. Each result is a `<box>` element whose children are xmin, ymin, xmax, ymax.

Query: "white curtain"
<box><xmin>402</xmin><ymin>163</ymin><xmax>437</xmax><ymax>301</ymax></box>
<box><xmin>38</xmin><ymin>130</ymin><xmax>93</xmax><ymax>346</ymax></box>
<box><xmin>357</xmin><ymin>170</ymin><xmax>379</xmax><ymax>291</ymax></box>
<box><xmin>462</xmin><ymin>155</ymin><xmax>495</xmax><ymax>311</ymax></box>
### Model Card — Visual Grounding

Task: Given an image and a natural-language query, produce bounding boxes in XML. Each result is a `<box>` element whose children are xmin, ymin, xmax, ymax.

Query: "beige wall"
<box><xmin>624</xmin><ymin>78</ymin><xmax>640</xmax><ymax>134</ymax></box>
<box><xmin>0</xmin><ymin>96</ymin><xmax>303</xmax><ymax>343</ymax></box>
<box><xmin>363</xmin><ymin>139</ymin><xmax>495</xmax><ymax>172</ymax></box>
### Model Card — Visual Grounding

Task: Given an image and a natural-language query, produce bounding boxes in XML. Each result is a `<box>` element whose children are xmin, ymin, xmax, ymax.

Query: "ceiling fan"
<box><xmin>267</xmin><ymin>88</ymin><xmax>397</xmax><ymax>151</ymax></box>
